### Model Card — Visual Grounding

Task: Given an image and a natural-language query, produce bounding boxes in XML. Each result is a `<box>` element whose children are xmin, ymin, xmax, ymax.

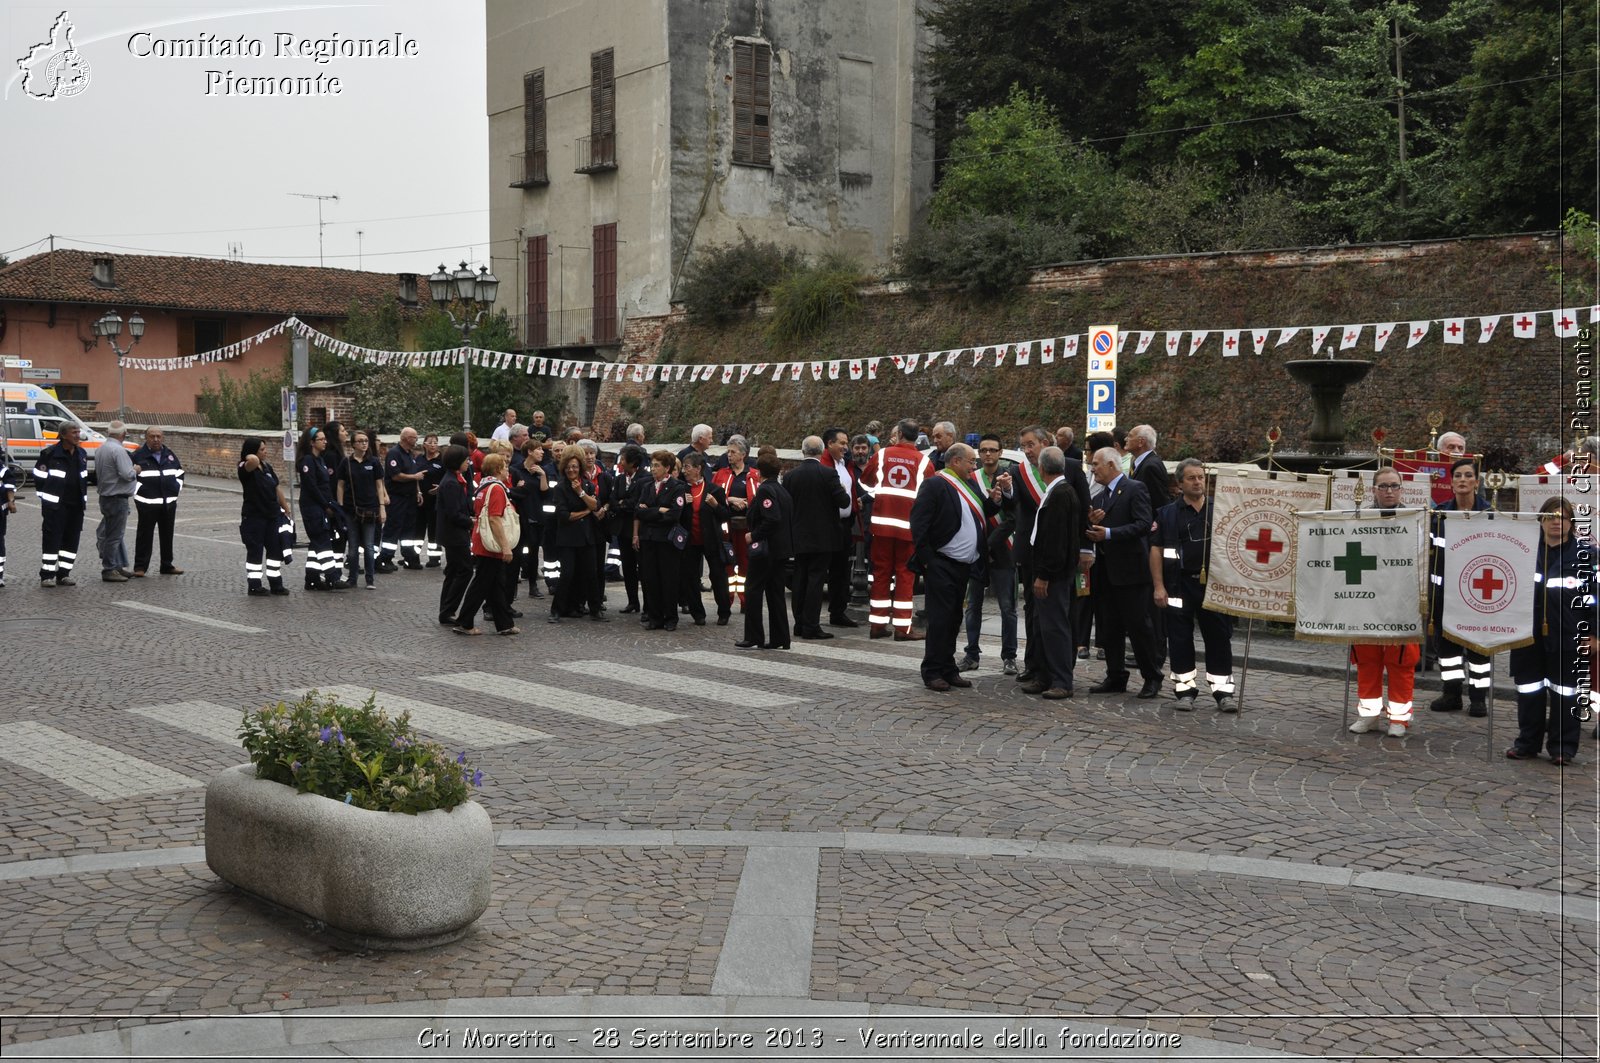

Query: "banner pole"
<box><xmin>1342</xmin><ymin>649</ymin><xmax>1353</xmax><ymax>733</ymax></box>
<box><xmin>1485</xmin><ymin>655</ymin><xmax>1496</xmax><ymax>764</ymax></box>
<box><xmin>1237</xmin><ymin>618</ymin><xmax>1254</xmax><ymax>713</ymax></box>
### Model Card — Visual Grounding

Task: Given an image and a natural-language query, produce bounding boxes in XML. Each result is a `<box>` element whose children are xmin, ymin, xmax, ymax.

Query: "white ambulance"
<box><xmin>2</xmin><ymin>383</ymin><xmax>128</xmax><ymax>480</ymax></box>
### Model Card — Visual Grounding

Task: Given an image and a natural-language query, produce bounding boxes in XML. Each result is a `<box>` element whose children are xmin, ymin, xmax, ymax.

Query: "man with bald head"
<box><xmin>910</xmin><ymin>443</ymin><xmax>995</xmax><ymax>690</ymax></box>
<box><xmin>380</xmin><ymin>426</ymin><xmax>427</xmax><ymax>571</ymax></box>
<box><xmin>785</xmin><ymin>435</ymin><xmax>851</xmax><ymax>639</ymax></box>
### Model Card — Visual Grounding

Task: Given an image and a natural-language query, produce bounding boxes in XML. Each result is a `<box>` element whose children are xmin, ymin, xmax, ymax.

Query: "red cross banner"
<box><xmin>1207</xmin><ymin>471</ymin><xmax>1331</xmax><ymax>621</ymax></box>
<box><xmin>1439</xmin><ymin>512</ymin><xmax>1543</xmax><ymax>654</ymax></box>
<box><xmin>1294</xmin><ymin>509</ymin><xmax>1427</xmax><ymax>644</ymax></box>
<box><xmin>1515</xmin><ymin>474</ymin><xmax>1595</xmax><ymax>516</ymax></box>
<box><xmin>1329</xmin><ymin>469</ymin><xmax>1436</xmax><ymax>511</ymax></box>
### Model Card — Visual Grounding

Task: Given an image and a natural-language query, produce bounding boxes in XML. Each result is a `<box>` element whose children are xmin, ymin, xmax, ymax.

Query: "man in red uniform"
<box><xmin>858</xmin><ymin>417</ymin><xmax>931</xmax><ymax>639</ymax></box>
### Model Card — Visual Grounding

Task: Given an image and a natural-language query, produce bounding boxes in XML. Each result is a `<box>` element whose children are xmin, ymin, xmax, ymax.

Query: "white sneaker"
<box><xmin>1348</xmin><ymin>715</ymin><xmax>1384</xmax><ymax>733</ymax></box>
<box><xmin>1386</xmin><ymin>722</ymin><xmax>1409</xmax><ymax>737</ymax></box>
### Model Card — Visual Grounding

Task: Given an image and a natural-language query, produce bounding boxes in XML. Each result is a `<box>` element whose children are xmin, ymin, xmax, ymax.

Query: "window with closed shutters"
<box><xmin>527</xmin><ymin>235</ymin><xmax>548</xmax><ymax>347</ymax></box>
<box><xmin>523</xmin><ymin>70</ymin><xmax>547</xmax><ymax>184</ymax></box>
<box><xmin>590</xmin><ymin>48</ymin><xmax>615</xmax><ymax>168</ymax></box>
<box><xmin>592</xmin><ymin>223</ymin><xmax>617</xmax><ymax>344</ymax></box>
<box><xmin>732</xmin><ymin>40</ymin><xmax>771</xmax><ymax>167</ymax></box>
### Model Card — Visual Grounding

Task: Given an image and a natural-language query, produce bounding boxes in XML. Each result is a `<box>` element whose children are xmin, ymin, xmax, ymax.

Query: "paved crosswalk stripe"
<box><xmin>659</xmin><ymin>650</ymin><xmax>903</xmax><ymax>693</ymax></box>
<box><xmin>0</xmin><ymin>722</ymin><xmax>200</xmax><ymax>801</ymax></box>
<box><xmin>115</xmin><ymin>600</ymin><xmax>265</xmax><ymax>634</ymax></box>
<box><xmin>423</xmin><ymin>672</ymin><xmax>680</xmax><ymax>727</ymax></box>
<box><xmin>128</xmin><ymin>701</ymin><xmax>245</xmax><ymax>748</ymax></box>
<box><xmin>550</xmin><ymin>660</ymin><xmax>799</xmax><ymax>709</ymax></box>
<box><xmin>289</xmin><ymin>685</ymin><xmax>553</xmax><ymax>748</ymax></box>
<box><xmin>783</xmin><ymin>643</ymin><xmax>924</xmax><ymax>671</ymax></box>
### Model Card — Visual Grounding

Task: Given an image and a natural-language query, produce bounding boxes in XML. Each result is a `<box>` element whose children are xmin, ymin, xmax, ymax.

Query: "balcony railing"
<box><xmin>574</xmin><ymin>134</ymin><xmax>617</xmax><ymax>174</ymax></box>
<box><xmin>509</xmin><ymin>303</ymin><xmax>627</xmax><ymax>350</ymax></box>
<box><xmin>509</xmin><ymin>150</ymin><xmax>549</xmax><ymax>188</ymax></box>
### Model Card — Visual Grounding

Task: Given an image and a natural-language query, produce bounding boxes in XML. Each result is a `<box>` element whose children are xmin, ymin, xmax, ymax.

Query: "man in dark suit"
<box><xmin>785</xmin><ymin>435</ymin><xmax>851</xmax><ymax>639</ymax></box>
<box><xmin>1006</xmin><ymin>425</ymin><xmax>1094</xmax><ymax>686</ymax></box>
<box><xmin>1085</xmin><ymin>447</ymin><xmax>1165</xmax><ymax>698</ymax></box>
<box><xmin>820</xmin><ymin>426</ymin><xmax>861</xmax><ymax>628</ymax></box>
<box><xmin>1126</xmin><ymin>424</ymin><xmax>1171</xmax><ymax>508</ymax></box>
<box><xmin>611</xmin><ymin>444</ymin><xmax>651</xmax><ymax>614</ymax></box>
<box><xmin>1055</xmin><ymin>425</ymin><xmax>1084</xmax><ymax>465</ymax></box>
<box><xmin>1019</xmin><ymin>446</ymin><xmax>1083</xmax><ymax>699</ymax></box>
<box><xmin>910</xmin><ymin>443</ymin><xmax>992</xmax><ymax>691</ymax></box>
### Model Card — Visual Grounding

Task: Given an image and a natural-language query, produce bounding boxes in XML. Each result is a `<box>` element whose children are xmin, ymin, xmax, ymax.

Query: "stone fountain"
<box><xmin>1260</xmin><ymin>358</ymin><xmax>1375</xmax><ymax>472</ymax></box>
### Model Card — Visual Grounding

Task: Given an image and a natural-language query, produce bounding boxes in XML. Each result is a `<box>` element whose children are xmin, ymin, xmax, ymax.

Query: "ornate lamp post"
<box><xmin>94</xmin><ymin>310</ymin><xmax>146</xmax><ymax>416</ymax></box>
<box><xmin>429</xmin><ymin>261</ymin><xmax>499</xmax><ymax>431</ymax></box>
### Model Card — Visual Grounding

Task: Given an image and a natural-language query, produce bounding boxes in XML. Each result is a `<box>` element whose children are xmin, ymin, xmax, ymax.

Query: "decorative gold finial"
<box><xmin>1426</xmin><ymin>411</ymin><xmax>1444</xmax><ymax>451</ymax></box>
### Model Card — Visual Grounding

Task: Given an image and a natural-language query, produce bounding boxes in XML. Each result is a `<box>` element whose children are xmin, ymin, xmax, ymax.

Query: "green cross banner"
<box><xmin>1294</xmin><ymin>509</ymin><xmax>1426</xmax><ymax>644</ymax></box>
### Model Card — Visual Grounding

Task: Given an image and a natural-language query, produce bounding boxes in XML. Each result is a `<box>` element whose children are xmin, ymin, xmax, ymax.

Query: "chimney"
<box><xmin>397</xmin><ymin>272</ymin><xmax>418</xmax><ymax>305</ymax></box>
<box><xmin>91</xmin><ymin>256</ymin><xmax>116</xmax><ymax>288</ymax></box>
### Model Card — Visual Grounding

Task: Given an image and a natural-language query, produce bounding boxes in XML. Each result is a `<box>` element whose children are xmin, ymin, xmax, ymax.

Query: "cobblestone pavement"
<box><xmin>0</xmin><ymin>485</ymin><xmax>1595</xmax><ymax>1060</ymax></box>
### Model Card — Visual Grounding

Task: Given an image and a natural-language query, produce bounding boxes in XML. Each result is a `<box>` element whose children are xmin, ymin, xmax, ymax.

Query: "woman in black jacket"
<box><xmin>435</xmin><ymin>445</ymin><xmax>475</xmax><ymax>626</ymax></box>
<box><xmin>296</xmin><ymin>426</ymin><xmax>343</xmax><ymax>591</ymax></box>
<box><xmin>550</xmin><ymin>445</ymin><xmax>606</xmax><ymax>622</ymax></box>
<box><xmin>737</xmin><ymin>447</ymin><xmax>794</xmax><ymax>649</ymax></box>
<box><xmin>509</xmin><ymin>439</ymin><xmax>551</xmax><ymax>601</ymax></box>
<box><xmin>635</xmin><ymin>450</ymin><xmax>688</xmax><ymax>631</ymax></box>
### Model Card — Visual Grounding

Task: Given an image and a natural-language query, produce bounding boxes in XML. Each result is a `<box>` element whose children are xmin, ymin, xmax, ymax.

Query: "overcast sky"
<box><xmin>1</xmin><ymin>1</ymin><xmax>490</xmax><ymax>274</ymax></box>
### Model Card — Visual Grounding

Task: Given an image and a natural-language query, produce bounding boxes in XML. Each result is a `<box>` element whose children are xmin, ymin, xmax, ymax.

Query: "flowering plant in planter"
<box><xmin>239</xmin><ymin>691</ymin><xmax>483</xmax><ymax>814</ymax></box>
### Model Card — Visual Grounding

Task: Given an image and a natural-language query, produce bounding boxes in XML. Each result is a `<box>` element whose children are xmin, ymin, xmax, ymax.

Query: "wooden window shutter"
<box><xmin>176</xmin><ymin>317</ymin><xmax>195</xmax><ymax>358</ymax></box>
<box><xmin>588</xmin><ymin>49</ymin><xmax>611</xmax><ymax>158</ymax></box>
<box><xmin>527</xmin><ymin>235</ymin><xmax>548</xmax><ymax>347</ymax></box>
<box><xmin>524</xmin><ymin>70</ymin><xmax>546</xmax><ymax>155</ymax></box>
<box><xmin>732</xmin><ymin>42</ymin><xmax>771</xmax><ymax>166</ymax></box>
<box><xmin>592</xmin><ymin>223</ymin><xmax>617</xmax><ymax>344</ymax></box>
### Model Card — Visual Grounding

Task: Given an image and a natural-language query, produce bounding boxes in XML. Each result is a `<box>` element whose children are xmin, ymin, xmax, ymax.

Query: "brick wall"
<box><xmin>591</xmin><ymin>234</ymin><xmax>1589</xmax><ymax>470</ymax></box>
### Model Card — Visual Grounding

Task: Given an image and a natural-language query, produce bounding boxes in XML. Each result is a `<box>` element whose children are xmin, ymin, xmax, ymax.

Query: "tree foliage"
<box><xmin>677</xmin><ymin>236</ymin><xmax>803</xmax><ymax>324</ymax></box>
<box><xmin>197</xmin><ymin>366</ymin><xmax>284</xmax><ymax>430</ymax></box>
<box><xmin>894</xmin><ymin>214</ymin><xmax>1084</xmax><ymax>298</ymax></box>
<box><xmin>923</xmin><ymin>0</ymin><xmax>1582</xmax><ymax>247</ymax></box>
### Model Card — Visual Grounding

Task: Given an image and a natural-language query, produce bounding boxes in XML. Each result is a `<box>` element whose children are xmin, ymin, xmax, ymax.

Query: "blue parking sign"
<box><xmin>1088</xmin><ymin>380</ymin><xmax>1116</xmax><ymax>414</ymax></box>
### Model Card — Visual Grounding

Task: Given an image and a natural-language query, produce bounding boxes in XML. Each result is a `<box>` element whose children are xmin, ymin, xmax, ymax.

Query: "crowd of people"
<box><xmin>11</xmin><ymin>406</ymin><xmax>1592</xmax><ymax>766</ymax></box>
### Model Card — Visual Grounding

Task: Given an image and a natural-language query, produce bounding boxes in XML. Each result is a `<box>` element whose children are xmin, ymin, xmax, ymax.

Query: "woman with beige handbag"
<box><xmin>453</xmin><ymin>453</ymin><xmax>521</xmax><ymax>636</ymax></box>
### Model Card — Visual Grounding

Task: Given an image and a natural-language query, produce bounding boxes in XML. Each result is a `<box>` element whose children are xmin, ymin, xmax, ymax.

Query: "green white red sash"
<box><xmin>1015</xmin><ymin>453</ymin><xmax>1046</xmax><ymax>505</ymax></box>
<box><xmin>939</xmin><ymin>469</ymin><xmax>987</xmax><ymax>522</ymax></box>
<box><xmin>974</xmin><ymin>467</ymin><xmax>1013</xmax><ymax>545</ymax></box>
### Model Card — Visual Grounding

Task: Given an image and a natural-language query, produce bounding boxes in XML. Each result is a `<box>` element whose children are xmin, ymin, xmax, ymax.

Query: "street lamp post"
<box><xmin>429</xmin><ymin>261</ymin><xmax>499</xmax><ymax>431</ymax></box>
<box><xmin>94</xmin><ymin>310</ymin><xmax>146</xmax><ymax>416</ymax></box>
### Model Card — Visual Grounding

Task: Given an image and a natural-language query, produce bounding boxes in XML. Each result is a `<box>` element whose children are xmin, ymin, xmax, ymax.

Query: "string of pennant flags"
<box><xmin>116</xmin><ymin>304</ymin><xmax>1600</xmax><ymax>377</ymax></box>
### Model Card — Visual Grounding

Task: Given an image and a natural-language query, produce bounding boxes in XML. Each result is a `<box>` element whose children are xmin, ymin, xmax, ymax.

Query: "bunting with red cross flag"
<box><xmin>1293</xmin><ymin>509</ymin><xmax>1427</xmax><ymax>644</ymax></box>
<box><xmin>1438</xmin><ymin>511</ymin><xmax>1542</xmax><ymax>654</ymax></box>
<box><xmin>1206</xmin><ymin>470</ymin><xmax>1331</xmax><ymax>621</ymax></box>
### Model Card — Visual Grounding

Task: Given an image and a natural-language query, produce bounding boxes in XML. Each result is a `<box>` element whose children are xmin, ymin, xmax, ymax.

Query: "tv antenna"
<box><xmin>227</xmin><ymin>241</ymin><xmax>243</xmax><ymax>261</ymax></box>
<box><xmin>356</xmin><ymin>229</ymin><xmax>364</xmax><ymax>270</ymax></box>
<box><xmin>289</xmin><ymin>191</ymin><xmax>339</xmax><ymax>267</ymax></box>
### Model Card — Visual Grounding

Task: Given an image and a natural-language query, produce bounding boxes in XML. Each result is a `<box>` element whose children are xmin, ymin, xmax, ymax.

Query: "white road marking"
<box><xmin>659</xmin><ymin>649</ymin><xmax>903</xmax><ymax>693</ymax></box>
<box><xmin>551</xmin><ymin>660</ymin><xmax>799</xmax><ymax>708</ymax></box>
<box><xmin>114</xmin><ymin>601</ymin><xmax>265</xmax><ymax>634</ymax></box>
<box><xmin>0</xmin><ymin>722</ymin><xmax>200</xmax><ymax>801</ymax></box>
<box><xmin>128</xmin><ymin>701</ymin><xmax>245</xmax><ymax>748</ymax></box>
<box><xmin>424</xmin><ymin>671</ymin><xmax>681</xmax><ymax>727</ymax></box>
<box><xmin>783</xmin><ymin>643</ymin><xmax>925</xmax><ymax>671</ymax></box>
<box><xmin>287</xmin><ymin>685</ymin><xmax>553</xmax><ymax>748</ymax></box>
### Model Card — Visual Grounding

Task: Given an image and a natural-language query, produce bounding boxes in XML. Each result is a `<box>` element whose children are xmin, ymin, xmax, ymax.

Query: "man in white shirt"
<box><xmin>490</xmin><ymin>409</ymin><xmax>518</xmax><ymax>444</ymax></box>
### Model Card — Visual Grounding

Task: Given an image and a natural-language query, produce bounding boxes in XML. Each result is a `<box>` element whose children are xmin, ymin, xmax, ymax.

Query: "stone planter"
<box><xmin>205</xmin><ymin>764</ymin><xmax>493</xmax><ymax>950</ymax></box>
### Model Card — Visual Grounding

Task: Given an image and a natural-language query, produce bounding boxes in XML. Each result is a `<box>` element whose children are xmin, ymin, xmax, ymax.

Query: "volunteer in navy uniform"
<box><xmin>33</xmin><ymin>422</ymin><xmax>89</xmax><ymax>586</ymax></box>
<box><xmin>1149</xmin><ymin>458</ymin><xmax>1235</xmax><ymax>710</ymax></box>
<box><xmin>296</xmin><ymin>426</ymin><xmax>345</xmax><ymax>590</ymax></box>
<box><xmin>635</xmin><ymin>450</ymin><xmax>689</xmax><ymax>631</ymax></box>
<box><xmin>678</xmin><ymin>451</ymin><xmax>732</xmax><ymax>626</ymax></box>
<box><xmin>418</xmin><ymin>433</ymin><xmax>447</xmax><ymax>567</ymax></box>
<box><xmin>0</xmin><ymin>456</ymin><xmax>16</xmax><ymax>587</ymax></box>
<box><xmin>237</xmin><ymin>438</ymin><xmax>291</xmax><ymax>596</ymax></box>
<box><xmin>1506</xmin><ymin>498</ymin><xmax>1596</xmax><ymax>766</ymax></box>
<box><xmin>736</xmin><ymin>446</ymin><xmax>794</xmax><ymax>650</ymax></box>
<box><xmin>1428</xmin><ymin>458</ymin><xmax>1495</xmax><ymax>716</ymax></box>
<box><xmin>380</xmin><ymin>427</ymin><xmax>427</xmax><ymax>571</ymax></box>
<box><xmin>130</xmin><ymin>425</ymin><xmax>185</xmax><ymax>577</ymax></box>
<box><xmin>336</xmin><ymin>429</ymin><xmax>389</xmax><ymax>589</ymax></box>
<box><xmin>612</xmin><ymin>444</ymin><xmax>651</xmax><ymax>614</ymax></box>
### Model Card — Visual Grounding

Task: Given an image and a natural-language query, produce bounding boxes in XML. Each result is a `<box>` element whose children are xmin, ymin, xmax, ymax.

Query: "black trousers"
<box><xmin>1096</xmin><ymin>575</ymin><xmax>1165</xmax><ymax>685</ymax></box>
<box><xmin>921</xmin><ymin>554</ymin><xmax>974</xmax><ymax>684</ymax></box>
<box><xmin>556</xmin><ymin>544</ymin><xmax>602</xmax><ymax>616</ymax></box>
<box><xmin>618</xmin><ymin>534</ymin><xmax>640</xmax><ymax>605</ymax></box>
<box><xmin>1017</xmin><ymin>561</ymin><xmax>1040</xmax><ymax>673</ymax></box>
<box><xmin>39</xmin><ymin>504</ymin><xmax>85</xmax><ymax>580</ymax></box>
<box><xmin>743</xmin><ymin>550</ymin><xmax>790</xmax><ymax>647</ymax></box>
<box><xmin>381</xmin><ymin>493</ymin><xmax>419</xmax><ymax>564</ymax></box>
<box><xmin>458</xmin><ymin>554</ymin><xmax>515</xmax><ymax>632</ymax></box>
<box><xmin>791</xmin><ymin>550</ymin><xmax>830</xmax><ymax>635</ymax></box>
<box><xmin>640</xmin><ymin>539</ymin><xmax>681</xmax><ymax>625</ymax></box>
<box><xmin>826</xmin><ymin>529</ymin><xmax>854</xmax><ymax>620</ymax></box>
<box><xmin>1165</xmin><ymin>576</ymin><xmax>1234</xmax><ymax>695</ymax></box>
<box><xmin>134</xmin><ymin>500</ymin><xmax>176</xmax><ymax>571</ymax></box>
<box><xmin>438</xmin><ymin>541</ymin><xmax>472</xmax><ymax>622</ymax></box>
<box><xmin>1036</xmin><ymin>578</ymin><xmax>1078</xmax><ymax>690</ymax></box>
<box><xmin>681</xmin><ymin>540</ymin><xmax>731</xmax><ymax>620</ymax></box>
